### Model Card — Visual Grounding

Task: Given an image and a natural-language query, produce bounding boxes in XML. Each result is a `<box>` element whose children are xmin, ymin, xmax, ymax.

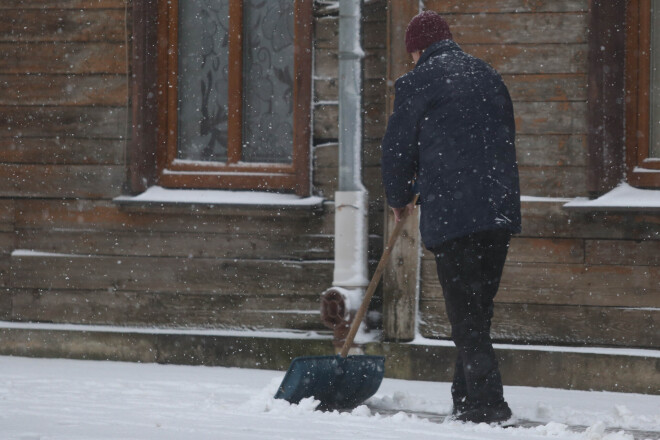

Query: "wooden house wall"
<box><xmin>0</xmin><ymin>0</ymin><xmax>390</xmax><ymax>332</ymax></box>
<box><xmin>406</xmin><ymin>0</ymin><xmax>659</xmax><ymax>348</ymax></box>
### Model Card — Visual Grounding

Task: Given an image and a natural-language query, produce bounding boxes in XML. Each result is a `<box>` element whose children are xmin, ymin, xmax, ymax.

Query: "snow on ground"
<box><xmin>0</xmin><ymin>356</ymin><xmax>658</xmax><ymax>440</ymax></box>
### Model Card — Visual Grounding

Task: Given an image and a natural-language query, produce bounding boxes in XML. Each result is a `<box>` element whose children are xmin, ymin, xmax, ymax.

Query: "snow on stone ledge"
<box><xmin>563</xmin><ymin>183</ymin><xmax>660</xmax><ymax>212</ymax></box>
<box><xmin>114</xmin><ymin>186</ymin><xmax>324</xmax><ymax>210</ymax></box>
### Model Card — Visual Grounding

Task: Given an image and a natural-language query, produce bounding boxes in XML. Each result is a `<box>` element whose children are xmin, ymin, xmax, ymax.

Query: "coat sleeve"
<box><xmin>381</xmin><ymin>76</ymin><xmax>427</xmax><ymax>208</ymax></box>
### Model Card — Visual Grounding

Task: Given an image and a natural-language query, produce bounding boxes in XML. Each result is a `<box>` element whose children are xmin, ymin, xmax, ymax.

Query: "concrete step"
<box><xmin>0</xmin><ymin>321</ymin><xmax>657</xmax><ymax>395</ymax></box>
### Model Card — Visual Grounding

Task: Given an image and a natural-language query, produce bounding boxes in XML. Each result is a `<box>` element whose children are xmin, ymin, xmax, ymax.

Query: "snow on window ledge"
<box><xmin>113</xmin><ymin>186</ymin><xmax>325</xmax><ymax>212</ymax></box>
<box><xmin>563</xmin><ymin>183</ymin><xmax>660</xmax><ymax>212</ymax></box>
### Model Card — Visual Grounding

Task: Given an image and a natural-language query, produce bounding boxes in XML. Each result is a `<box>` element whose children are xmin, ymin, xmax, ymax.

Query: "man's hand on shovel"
<box><xmin>391</xmin><ymin>199</ymin><xmax>417</xmax><ymax>222</ymax></box>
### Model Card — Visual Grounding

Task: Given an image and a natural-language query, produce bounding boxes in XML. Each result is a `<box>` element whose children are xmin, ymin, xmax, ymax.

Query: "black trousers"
<box><xmin>430</xmin><ymin>228</ymin><xmax>511</xmax><ymax>410</ymax></box>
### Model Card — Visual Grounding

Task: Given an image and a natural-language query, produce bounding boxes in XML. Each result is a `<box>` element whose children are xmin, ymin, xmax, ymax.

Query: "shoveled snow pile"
<box><xmin>0</xmin><ymin>356</ymin><xmax>658</xmax><ymax>440</ymax></box>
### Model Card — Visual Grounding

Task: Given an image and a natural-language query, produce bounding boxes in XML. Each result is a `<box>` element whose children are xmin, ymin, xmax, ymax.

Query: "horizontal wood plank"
<box><xmin>0</xmin><ymin>43</ymin><xmax>127</xmax><ymax>74</ymax></box>
<box><xmin>0</xmin><ymin>233</ymin><xmax>14</xmax><ymax>255</ymax></box>
<box><xmin>424</xmin><ymin>0</ymin><xmax>588</xmax><ymax>13</ymax></box>
<box><xmin>515</xmin><ymin>134</ymin><xmax>587</xmax><ymax>167</ymax></box>
<box><xmin>586</xmin><ymin>240</ymin><xmax>660</xmax><ymax>266</ymax></box>
<box><xmin>314</xmin><ymin>78</ymin><xmax>338</xmax><ymax>102</ymax></box>
<box><xmin>0</xmin><ymin>106</ymin><xmax>127</xmax><ymax>138</ymax></box>
<box><xmin>0</xmin><ymin>9</ymin><xmax>127</xmax><ymax>43</ymax></box>
<box><xmin>14</xmin><ymin>199</ymin><xmax>335</xmax><ymax>234</ymax></box>
<box><xmin>503</xmin><ymin>74</ymin><xmax>587</xmax><ymax>102</ymax></box>
<box><xmin>0</xmin><ymin>200</ymin><xmax>14</xmax><ymax>231</ymax></box>
<box><xmin>10</xmin><ymin>254</ymin><xmax>334</xmax><ymax>295</ymax></box>
<box><xmin>0</xmin><ymin>1</ymin><xmax>127</xmax><ymax>8</ymax></box>
<box><xmin>314</xmin><ymin>48</ymin><xmax>338</xmax><ymax>79</ymax></box>
<box><xmin>0</xmin><ymin>138</ymin><xmax>124</xmax><ymax>165</ymax></box>
<box><xmin>0</xmin><ymin>74</ymin><xmax>127</xmax><ymax>106</ymax></box>
<box><xmin>16</xmin><ymin>229</ymin><xmax>335</xmax><ymax>261</ymax></box>
<box><xmin>421</xmin><ymin>261</ymin><xmax>659</xmax><ymax>307</ymax></box>
<box><xmin>422</xmin><ymin>237</ymin><xmax>585</xmax><ymax>264</ymax></box>
<box><xmin>0</xmin><ymin>257</ymin><xmax>8</xmax><ymax>287</ymax></box>
<box><xmin>419</xmin><ymin>300</ymin><xmax>657</xmax><ymax>347</ymax></box>
<box><xmin>10</xmin><ymin>289</ymin><xmax>326</xmax><ymax>331</ymax></box>
<box><xmin>520</xmin><ymin>201</ymin><xmax>660</xmax><ymax>240</ymax></box>
<box><xmin>465</xmin><ymin>44</ymin><xmax>587</xmax><ymax>74</ymax></box>
<box><xmin>447</xmin><ymin>13</ymin><xmax>587</xmax><ymax>44</ymax></box>
<box><xmin>313</xmin><ymin>103</ymin><xmax>338</xmax><ymax>140</ymax></box>
<box><xmin>0</xmin><ymin>164</ymin><xmax>124</xmax><ymax>198</ymax></box>
<box><xmin>514</xmin><ymin>101</ymin><xmax>587</xmax><ymax>134</ymax></box>
<box><xmin>519</xmin><ymin>165</ymin><xmax>587</xmax><ymax>197</ymax></box>
<box><xmin>314</xmin><ymin>16</ymin><xmax>337</xmax><ymax>49</ymax></box>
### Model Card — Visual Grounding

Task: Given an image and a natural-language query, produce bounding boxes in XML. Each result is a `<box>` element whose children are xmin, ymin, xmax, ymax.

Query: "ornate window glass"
<box><xmin>157</xmin><ymin>0</ymin><xmax>312</xmax><ymax>194</ymax></box>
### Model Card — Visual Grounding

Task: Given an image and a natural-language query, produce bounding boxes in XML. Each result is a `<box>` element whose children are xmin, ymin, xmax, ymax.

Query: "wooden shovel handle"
<box><xmin>339</xmin><ymin>194</ymin><xmax>419</xmax><ymax>358</ymax></box>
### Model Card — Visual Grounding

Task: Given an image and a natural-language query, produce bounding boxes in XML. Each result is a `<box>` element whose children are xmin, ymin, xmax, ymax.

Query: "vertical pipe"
<box><xmin>333</xmin><ymin>0</ymin><xmax>369</xmax><ymax>294</ymax></box>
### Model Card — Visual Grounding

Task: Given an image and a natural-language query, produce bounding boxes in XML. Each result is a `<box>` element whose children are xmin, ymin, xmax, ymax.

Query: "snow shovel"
<box><xmin>274</xmin><ymin>195</ymin><xmax>418</xmax><ymax>410</ymax></box>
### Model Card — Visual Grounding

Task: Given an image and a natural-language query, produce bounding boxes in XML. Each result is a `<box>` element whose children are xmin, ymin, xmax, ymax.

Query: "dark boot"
<box><xmin>455</xmin><ymin>401</ymin><xmax>512</xmax><ymax>424</ymax></box>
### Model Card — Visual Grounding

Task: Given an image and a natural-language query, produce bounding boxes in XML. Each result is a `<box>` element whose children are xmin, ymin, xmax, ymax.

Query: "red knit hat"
<box><xmin>405</xmin><ymin>11</ymin><xmax>453</xmax><ymax>53</ymax></box>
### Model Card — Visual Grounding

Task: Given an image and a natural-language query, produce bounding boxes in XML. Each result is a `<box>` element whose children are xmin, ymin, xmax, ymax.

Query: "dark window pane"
<box><xmin>177</xmin><ymin>0</ymin><xmax>229</xmax><ymax>162</ymax></box>
<box><xmin>242</xmin><ymin>0</ymin><xmax>295</xmax><ymax>163</ymax></box>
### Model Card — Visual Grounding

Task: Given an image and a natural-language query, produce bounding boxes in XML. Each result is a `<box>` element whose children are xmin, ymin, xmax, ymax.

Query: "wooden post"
<box><xmin>128</xmin><ymin>0</ymin><xmax>159</xmax><ymax>194</ymax></box>
<box><xmin>382</xmin><ymin>0</ymin><xmax>421</xmax><ymax>342</ymax></box>
<box><xmin>587</xmin><ymin>0</ymin><xmax>626</xmax><ymax>197</ymax></box>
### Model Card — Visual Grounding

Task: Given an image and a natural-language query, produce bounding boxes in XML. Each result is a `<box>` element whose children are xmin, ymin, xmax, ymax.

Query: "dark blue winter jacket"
<box><xmin>381</xmin><ymin>40</ymin><xmax>521</xmax><ymax>249</ymax></box>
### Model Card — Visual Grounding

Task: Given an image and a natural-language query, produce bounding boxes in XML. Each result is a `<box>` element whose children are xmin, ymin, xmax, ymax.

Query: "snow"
<box><xmin>0</xmin><ymin>320</ymin><xmax>330</xmax><ymax>340</ymax></box>
<box><xmin>3</xmin><ymin>323</ymin><xmax>655</xmax><ymax>438</ymax></box>
<box><xmin>11</xmin><ymin>249</ymin><xmax>80</xmax><ymax>258</ymax></box>
<box><xmin>0</xmin><ymin>356</ymin><xmax>658</xmax><ymax>440</ymax></box>
<box><xmin>113</xmin><ymin>186</ymin><xmax>324</xmax><ymax>207</ymax></box>
<box><xmin>521</xmin><ymin>195</ymin><xmax>573</xmax><ymax>203</ymax></box>
<box><xmin>564</xmin><ymin>183</ymin><xmax>660</xmax><ymax>210</ymax></box>
<box><xmin>411</xmin><ymin>335</ymin><xmax>660</xmax><ymax>359</ymax></box>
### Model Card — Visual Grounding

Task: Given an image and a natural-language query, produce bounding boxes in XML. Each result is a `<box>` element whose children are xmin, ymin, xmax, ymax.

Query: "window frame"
<box><xmin>625</xmin><ymin>0</ymin><xmax>660</xmax><ymax>187</ymax></box>
<box><xmin>155</xmin><ymin>0</ymin><xmax>313</xmax><ymax>196</ymax></box>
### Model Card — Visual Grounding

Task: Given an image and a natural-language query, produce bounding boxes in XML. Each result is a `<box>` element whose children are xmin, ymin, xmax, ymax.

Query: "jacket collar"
<box><xmin>416</xmin><ymin>39</ymin><xmax>462</xmax><ymax>67</ymax></box>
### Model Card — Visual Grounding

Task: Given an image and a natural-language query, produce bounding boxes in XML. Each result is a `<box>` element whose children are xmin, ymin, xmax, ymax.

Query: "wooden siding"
<box><xmin>418</xmin><ymin>201</ymin><xmax>660</xmax><ymax>348</ymax></box>
<box><xmin>0</xmin><ymin>1</ymin><xmax>348</xmax><ymax>332</ymax></box>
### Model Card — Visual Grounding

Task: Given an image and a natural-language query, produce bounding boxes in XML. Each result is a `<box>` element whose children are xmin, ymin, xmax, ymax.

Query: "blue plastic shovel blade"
<box><xmin>274</xmin><ymin>354</ymin><xmax>385</xmax><ymax>411</ymax></box>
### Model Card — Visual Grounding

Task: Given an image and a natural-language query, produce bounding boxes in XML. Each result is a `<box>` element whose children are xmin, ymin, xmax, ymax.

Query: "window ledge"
<box><xmin>563</xmin><ymin>183</ymin><xmax>660</xmax><ymax>212</ymax></box>
<box><xmin>113</xmin><ymin>186</ymin><xmax>325</xmax><ymax>214</ymax></box>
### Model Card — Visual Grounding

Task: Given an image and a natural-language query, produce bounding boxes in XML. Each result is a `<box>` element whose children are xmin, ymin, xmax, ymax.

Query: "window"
<box><xmin>155</xmin><ymin>0</ymin><xmax>312</xmax><ymax>195</ymax></box>
<box><xmin>625</xmin><ymin>0</ymin><xmax>660</xmax><ymax>187</ymax></box>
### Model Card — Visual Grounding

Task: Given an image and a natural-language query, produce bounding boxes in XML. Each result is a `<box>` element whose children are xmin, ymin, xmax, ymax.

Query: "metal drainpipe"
<box><xmin>331</xmin><ymin>0</ymin><xmax>368</xmax><ymax>306</ymax></box>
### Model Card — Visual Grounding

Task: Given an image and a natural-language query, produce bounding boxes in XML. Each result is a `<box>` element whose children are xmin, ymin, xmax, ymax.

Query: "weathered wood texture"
<box><xmin>418</xmin><ymin>201</ymin><xmax>660</xmax><ymax>347</ymax></box>
<box><xmin>382</xmin><ymin>211</ymin><xmax>421</xmax><ymax>341</ymax></box>
<box><xmin>419</xmin><ymin>300</ymin><xmax>658</xmax><ymax>347</ymax></box>
<box><xmin>0</xmin><ymin>138</ymin><xmax>124</xmax><ymax>165</ymax></box>
<box><xmin>0</xmin><ymin>1</ymin><xmax>128</xmax><ymax>9</ymax></box>
<box><xmin>0</xmin><ymin>75</ymin><xmax>127</xmax><ymax>106</ymax></box>
<box><xmin>0</xmin><ymin>1</ymin><xmax>340</xmax><ymax>333</ymax></box>
<box><xmin>0</xmin><ymin>43</ymin><xmax>127</xmax><ymax>74</ymax></box>
<box><xmin>0</xmin><ymin>9</ymin><xmax>127</xmax><ymax>42</ymax></box>
<box><xmin>0</xmin><ymin>2</ymin><xmax>129</xmax><ymax>203</ymax></box>
<box><xmin>424</xmin><ymin>0</ymin><xmax>589</xmax><ymax>13</ymax></box>
<box><xmin>10</xmin><ymin>289</ymin><xmax>326</xmax><ymax>330</ymax></box>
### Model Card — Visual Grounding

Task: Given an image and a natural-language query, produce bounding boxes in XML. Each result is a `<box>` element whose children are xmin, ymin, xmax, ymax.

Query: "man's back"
<box><xmin>381</xmin><ymin>39</ymin><xmax>521</xmax><ymax>248</ymax></box>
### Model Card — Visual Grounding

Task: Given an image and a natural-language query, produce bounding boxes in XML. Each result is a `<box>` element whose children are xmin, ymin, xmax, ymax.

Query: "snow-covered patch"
<box><xmin>0</xmin><ymin>320</ymin><xmax>331</xmax><ymax>340</ymax></box>
<box><xmin>11</xmin><ymin>249</ymin><xmax>80</xmax><ymax>258</ymax></box>
<box><xmin>521</xmin><ymin>195</ymin><xmax>573</xmax><ymax>203</ymax></box>
<box><xmin>411</xmin><ymin>335</ymin><xmax>660</xmax><ymax>359</ymax></box>
<box><xmin>114</xmin><ymin>186</ymin><xmax>324</xmax><ymax>208</ymax></box>
<box><xmin>0</xmin><ymin>356</ymin><xmax>657</xmax><ymax>440</ymax></box>
<box><xmin>564</xmin><ymin>183</ymin><xmax>660</xmax><ymax>211</ymax></box>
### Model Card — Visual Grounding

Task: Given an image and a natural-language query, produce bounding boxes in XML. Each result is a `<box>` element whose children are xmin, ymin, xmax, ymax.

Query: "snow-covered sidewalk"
<box><xmin>0</xmin><ymin>356</ymin><xmax>658</xmax><ymax>440</ymax></box>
